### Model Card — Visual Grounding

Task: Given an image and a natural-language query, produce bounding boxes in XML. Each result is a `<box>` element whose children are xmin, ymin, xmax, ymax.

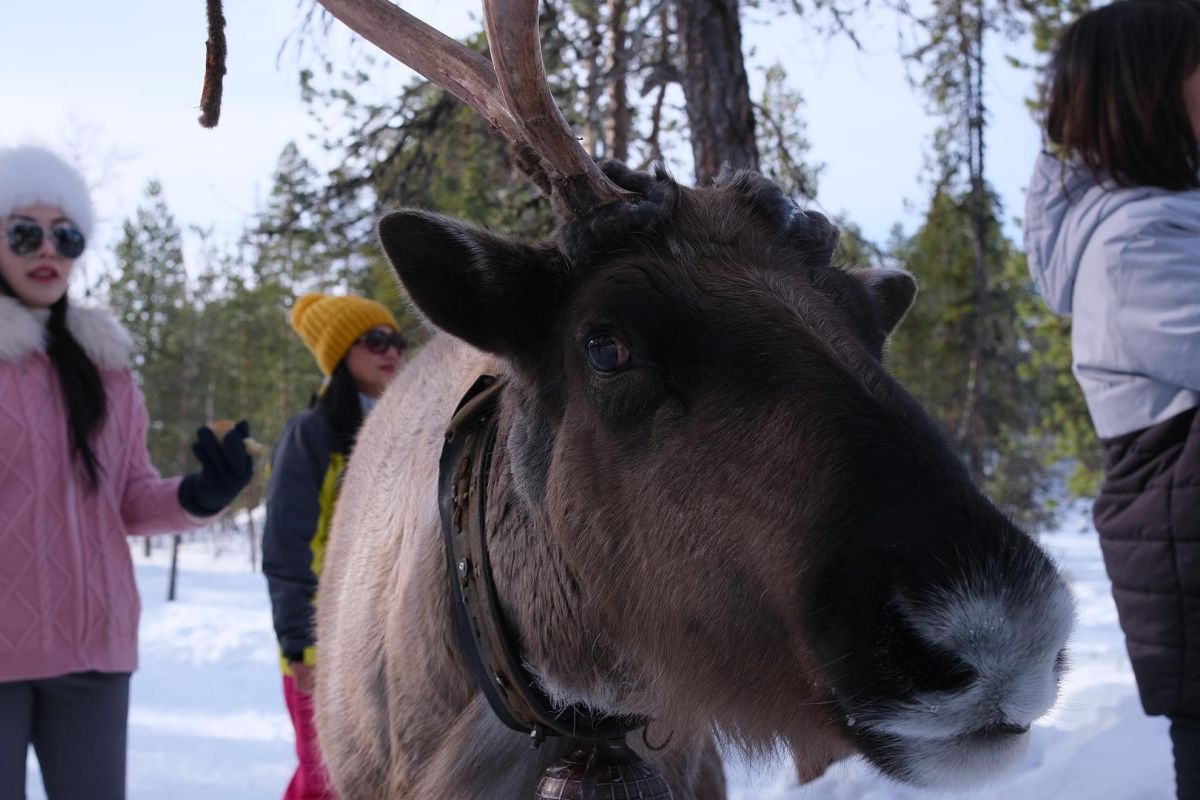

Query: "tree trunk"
<box><xmin>168</xmin><ymin>305</ymin><xmax>196</xmax><ymax>602</ymax></box>
<box><xmin>953</xmin><ymin>0</ymin><xmax>989</xmax><ymax>484</ymax></box>
<box><xmin>646</xmin><ymin>6</ymin><xmax>672</xmax><ymax>165</ymax></box>
<box><xmin>246</xmin><ymin>504</ymin><xmax>259</xmax><ymax>572</ymax></box>
<box><xmin>606</xmin><ymin>0</ymin><xmax>631</xmax><ymax>163</ymax></box>
<box><xmin>583</xmin><ymin>5</ymin><xmax>604</xmax><ymax>158</ymax></box>
<box><xmin>167</xmin><ymin>535</ymin><xmax>182</xmax><ymax>602</ymax></box>
<box><xmin>675</xmin><ymin>0</ymin><xmax>759</xmax><ymax>183</ymax></box>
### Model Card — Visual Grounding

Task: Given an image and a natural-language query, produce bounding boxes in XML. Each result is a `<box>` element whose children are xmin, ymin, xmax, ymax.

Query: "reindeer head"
<box><xmin>321</xmin><ymin>0</ymin><xmax>1074</xmax><ymax>788</ymax></box>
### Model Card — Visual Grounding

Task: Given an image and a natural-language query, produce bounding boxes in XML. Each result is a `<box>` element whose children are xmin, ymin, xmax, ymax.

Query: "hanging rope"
<box><xmin>198</xmin><ymin>0</ymin><xmax>227</xmax><ymax>128</ymax></box>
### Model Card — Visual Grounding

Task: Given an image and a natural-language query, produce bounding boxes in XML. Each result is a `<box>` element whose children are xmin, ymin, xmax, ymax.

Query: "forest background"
<box><xmin>6</xmin><ymin>0</ymin><xmax>1100</xmax><ymax>529</ymax></box>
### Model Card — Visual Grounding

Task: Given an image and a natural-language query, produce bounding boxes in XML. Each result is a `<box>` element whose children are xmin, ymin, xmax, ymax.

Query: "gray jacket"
<box><xmin>1025</xmin><ymin>151</ymin><xmax>1200</xmax><ymax>438</ymax></box>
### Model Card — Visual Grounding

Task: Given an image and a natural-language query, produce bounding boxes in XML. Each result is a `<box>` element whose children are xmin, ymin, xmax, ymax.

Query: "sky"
<box><xmin>2</xmin><ymin>1</ymin><xmax>1046</xmax><ymax>285</ymax></box>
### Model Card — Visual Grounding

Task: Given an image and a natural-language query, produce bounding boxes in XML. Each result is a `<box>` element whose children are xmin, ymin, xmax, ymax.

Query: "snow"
<box><xmin>25</xmin><ymin>505</ymin><xmax>1174</xmax><ymax>799</ymax></box>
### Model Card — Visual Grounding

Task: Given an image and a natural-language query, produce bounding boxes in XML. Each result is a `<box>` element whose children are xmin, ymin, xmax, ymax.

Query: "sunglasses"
<box><xmin>5</xmin><ymin>221</ymin><xmax>87</xmax><ymax>259</ymax></box>
<box><xmin>356</xmin><ymin>329</ymin><xmax>408</xmax><ymax>355</ymax></box>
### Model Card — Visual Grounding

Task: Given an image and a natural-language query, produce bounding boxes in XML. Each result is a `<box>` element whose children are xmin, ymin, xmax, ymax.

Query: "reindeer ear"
<box><xmin>377</xmin><ymin>210</ymin><xmax>564</xmax><ymax>355</ymax></box>
<box><xmin>854</xmin><ymin>268</ymin><xmax>917</xmax><ymax>336</ymax></box>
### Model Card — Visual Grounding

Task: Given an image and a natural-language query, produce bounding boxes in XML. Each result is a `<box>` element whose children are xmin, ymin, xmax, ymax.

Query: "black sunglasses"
<box><xmin>5</xmin><ymin>221</ymin><xmax>87</xmax><ymax>259</ymax></box>
<box><xmin>356</xmin><ymin>329</ymin><xmax>407</xmax><ymax>355</ymax></box>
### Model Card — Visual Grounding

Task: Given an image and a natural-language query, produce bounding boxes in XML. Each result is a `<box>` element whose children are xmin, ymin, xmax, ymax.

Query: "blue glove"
<box><xmin>178</xmin><ymin>420</ymin><xmax>255</xmax><ymax>516</ymax></box>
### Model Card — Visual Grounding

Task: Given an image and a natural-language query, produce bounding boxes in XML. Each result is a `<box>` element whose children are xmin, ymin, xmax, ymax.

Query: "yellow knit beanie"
<box><xmin>290</xmin><ymin>292</ymin><xmax>400</xmax><ymax>376</ymax></box>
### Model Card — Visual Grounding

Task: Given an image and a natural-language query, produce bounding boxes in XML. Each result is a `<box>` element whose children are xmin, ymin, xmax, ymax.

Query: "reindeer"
<box><xmin>303</xmin><ymin>1</ymin><xmax>1075</xmax><ymax>797</ymax></box>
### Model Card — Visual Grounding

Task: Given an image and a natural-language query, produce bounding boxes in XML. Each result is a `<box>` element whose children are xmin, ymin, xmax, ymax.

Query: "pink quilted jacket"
<box><xmin>0</xmin><ymin>296</ymin><xmax>199</xmax><ymax>682</ymax></box>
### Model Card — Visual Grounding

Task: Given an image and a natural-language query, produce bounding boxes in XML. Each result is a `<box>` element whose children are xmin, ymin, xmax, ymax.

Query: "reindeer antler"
<box><xmin>316</xmin><ymin>0</ymin><xmax>524</xmax><ymax>144</ymax></box>
<box><xmin>481</xmin><ymin>0</ymin><xmax>633</xmax><ymax>214</ymax></box>
<box><xmin>316</xmin><ymin>0</ymin><xmax>633</xmax><ymax>217</ymax></box>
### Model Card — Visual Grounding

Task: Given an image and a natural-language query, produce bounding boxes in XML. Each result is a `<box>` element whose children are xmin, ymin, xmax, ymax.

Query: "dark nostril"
<box><xmin>910</xmin><ymin>642</ymin><xmax>976</xmax><ymax>695</ymax></box>
<box><xmin>879</xmin><ymin>605</ymin><xmax>976</xmax><ymax>694</ymax></box>
<box><xmin>980</xmin><ymin>722</ymin><xmax>1030</xmax><ymax>737</ymax></box>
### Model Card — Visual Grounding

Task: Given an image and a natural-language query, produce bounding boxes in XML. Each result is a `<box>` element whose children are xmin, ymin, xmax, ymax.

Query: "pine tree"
<box><xmin>676</xmin><ymin>0</ymin><xmax>760</xmax><ymax>181</ymax></box>
<box><xmin>298</xmin><ymin>0</ymin><xmax>779</xmax><ymax>219</ymax></box>
<box><xmin>105</xmin><ymin>182</ymin><xmax>201</xmax><ymax>598</ymax></box>
<box><xmin>232</xmin><ymin>142</ymin><xmax>425</xmax><ymax>454</ymax></box>
<box><xmin>756</xmin><ymin>63</ymin><xmax>822</xmax><ymax>201</ymax></box>
<box><xmin>888</xmin><ymin>189</ymin><xmax>1054</xmax><ymax>525</ymax></box>
<box><xmin>105</xmin><ymin>181</ymin><xmax>195</xmax><ymax>476</ymax></box>
<box><xmin>1019</xmin><ymin>0</ymin><xmax>1102</xmax><ymax>497</ymax></box>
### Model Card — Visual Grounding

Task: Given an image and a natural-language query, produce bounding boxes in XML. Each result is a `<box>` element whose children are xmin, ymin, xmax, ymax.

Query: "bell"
<box><xmin>534</xmin><ymin>738</ymin><xmax>672</xmax><ymax>799</ymax></box>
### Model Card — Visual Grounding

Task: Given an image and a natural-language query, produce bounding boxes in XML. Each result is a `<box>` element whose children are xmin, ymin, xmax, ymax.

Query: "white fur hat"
<box><xmin>0</xmin><ymin>145</ymin><xmax>95</xmax><ymax>240</ymax></box>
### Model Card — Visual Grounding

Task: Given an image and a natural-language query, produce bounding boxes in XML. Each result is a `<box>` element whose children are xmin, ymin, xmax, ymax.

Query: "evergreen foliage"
<box><xmin>102</xmin><ymin>147</ymin><xmax>423</xmax><ymax>503</ymax></box>
<box><xmin>105</xmin><ymin>182</ymin><xmax>195</xmax><ymax>475</ymax></box>
<box><xmin>95</xmin><ymin>0</ymin><xmax>1109</xmax><ymax>531</ymax></box>
<box><xmin>888</xmin><ymin>189</ymin><xmax>1057</xmax><ymax>525</ymax></box>
<box><xmin>756</xmin><ymin>63</ymin><xmax>822</xmax><ymax>200</ymax></box>
<box><xmin>1019</xmin><ymin>0</ymin><xmax>1103</xmax><ymax>497</ymax></box>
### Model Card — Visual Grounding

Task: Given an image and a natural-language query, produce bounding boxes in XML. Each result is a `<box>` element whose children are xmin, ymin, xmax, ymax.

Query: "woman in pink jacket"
<box><xmin>0</xmin><ymin>145</ymin><xmax>254</xmax><ymax>800</ymax></box>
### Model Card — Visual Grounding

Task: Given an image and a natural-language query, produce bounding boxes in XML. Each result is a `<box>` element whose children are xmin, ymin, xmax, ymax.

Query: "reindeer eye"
<box><xmin>584</xmin><ymin>334</ymin><xmax>630</xmax><ymax>372</ymax></box>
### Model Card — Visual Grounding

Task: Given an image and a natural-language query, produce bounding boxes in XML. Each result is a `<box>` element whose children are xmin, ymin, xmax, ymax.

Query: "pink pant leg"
<box><xmin>282</xmin><ymin>674</ymin><xmax>338</xmax><ymax>800</ymax></box>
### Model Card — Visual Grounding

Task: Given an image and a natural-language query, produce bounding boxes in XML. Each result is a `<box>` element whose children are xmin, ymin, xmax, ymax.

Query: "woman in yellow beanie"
<box><xmin>262</xmin><ymin>292</ymin><xmax>405</xmax><ymax>800</ymax></box>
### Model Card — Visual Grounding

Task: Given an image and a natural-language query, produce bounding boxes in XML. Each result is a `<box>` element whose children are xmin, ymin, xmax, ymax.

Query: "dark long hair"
<box><xmin>1045</xmin><ymin>0</ymin><xmax>1200</xmax><ymax>191</ymax></box>
<box><xmin>1</xmin><ymin>278</ymin><xmax>107</xmax><ymax>488</ymax></box>
<box><xmin>313</xmin><ymin>360</ymin><xmax>364</xmax><ymax>454</ymax></box>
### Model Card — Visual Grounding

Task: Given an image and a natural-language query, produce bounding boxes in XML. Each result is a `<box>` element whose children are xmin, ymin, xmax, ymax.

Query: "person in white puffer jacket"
<box><xmin>1024</xmin><ymin>1</ymin><xmax>1200</xmax><ymax>796</ymax></box>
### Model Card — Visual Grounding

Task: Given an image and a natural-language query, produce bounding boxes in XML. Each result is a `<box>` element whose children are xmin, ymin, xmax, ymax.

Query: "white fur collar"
<box><xmin>0</xmin><ymin>294</ymin><xmax>132</xmax><ymax>370</ymax></box>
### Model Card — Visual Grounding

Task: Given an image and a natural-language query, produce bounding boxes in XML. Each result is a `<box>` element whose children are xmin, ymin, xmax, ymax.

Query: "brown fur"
<box><xmin>314</xmin><ymin>167</ymin><xmax>1073</xmax><ymax>798</ymax></box>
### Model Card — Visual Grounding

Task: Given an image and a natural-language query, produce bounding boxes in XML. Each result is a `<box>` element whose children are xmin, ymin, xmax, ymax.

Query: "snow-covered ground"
<box><xmin>26</xmin><ymin>506</ymin><xmax>1174</xmax><ymax>799</ymax></box>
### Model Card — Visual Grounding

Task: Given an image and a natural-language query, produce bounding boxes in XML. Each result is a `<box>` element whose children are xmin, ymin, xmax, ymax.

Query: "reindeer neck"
<box><xmin>482</xmin><ymin>397</ymin><xmax>643</xmax><ymax>718</ymax></box>
<box><xmin>484</xmin><ymin>406</ymin><xmax>589</xmax><ymax>689</ymax></box>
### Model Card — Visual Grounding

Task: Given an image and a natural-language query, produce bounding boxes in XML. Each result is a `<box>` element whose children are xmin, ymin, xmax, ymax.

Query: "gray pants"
<box><xmin>0</xmin><ymin>671</ymin><xmax>130</xmax><ymax>800</ymax></box>
<box><xmin>1175</xmin><ymin>715</ymin><xmax>1200</xmax><ymax>800</ymax></box>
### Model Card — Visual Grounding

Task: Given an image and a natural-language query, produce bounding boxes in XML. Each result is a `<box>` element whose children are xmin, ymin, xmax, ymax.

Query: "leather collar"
<box><xmin>437</xmin><ymin>374</ymin><xmax>643</xmax><ymax>743</ymax></box>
